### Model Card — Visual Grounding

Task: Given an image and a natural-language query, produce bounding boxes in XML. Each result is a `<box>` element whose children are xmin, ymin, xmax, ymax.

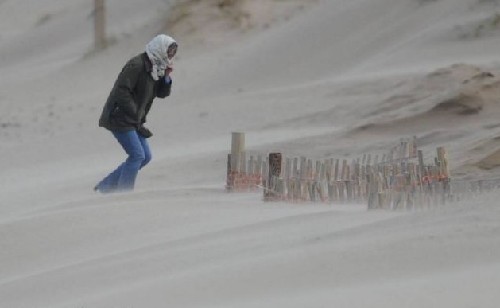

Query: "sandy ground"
<box><xmin>2</xmin><ymin>0</ymin><xmax>500</xmax><ymax>307</ymax></box>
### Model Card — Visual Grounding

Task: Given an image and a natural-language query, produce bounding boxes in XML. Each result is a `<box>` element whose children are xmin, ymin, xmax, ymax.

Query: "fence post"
<box><xmin>226</xmin><ymin>154</ymin><xmax>232</xmax><ymax>191</ymax></box>
<box><xmin>227</xmin><ymin>132</ymin><xmax>245</xmax><ymax>191</ymax></box>
<box><xmin>437</xmin><ymin>147</ymin><xmax>450</xmax><ymax>204</ymax></box>
<box><xmin>264</xmin><ymin>153</ymin><xmax>282</xmax><ymax>201</ymax></box>
<box><xmin>231</xmin><ymin>132</ymin><xmax>245</xmax><ymax>173</ymax></box>
<box><xmin>436</xmin><ymin>147</ymin><xmax>449</xmax><ymax>178</ymax></box>
<box><xmin>94</xmin><ymin>0</ymin><xmax>107</xmax><ymax>50</ymax></box>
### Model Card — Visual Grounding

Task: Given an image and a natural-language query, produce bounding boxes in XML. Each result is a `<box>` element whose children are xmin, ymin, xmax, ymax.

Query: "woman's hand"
<box><xmin>165</xmin><ymin>65</ymin><xmax>173</xmax><ymax>77</ymax></box>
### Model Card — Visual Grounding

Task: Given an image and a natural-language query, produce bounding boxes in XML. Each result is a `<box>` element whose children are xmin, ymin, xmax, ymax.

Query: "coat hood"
<box><xmin>145</xmin><ymin>34</ymin><xmax>177</xmax><ymax>81</ymax></box>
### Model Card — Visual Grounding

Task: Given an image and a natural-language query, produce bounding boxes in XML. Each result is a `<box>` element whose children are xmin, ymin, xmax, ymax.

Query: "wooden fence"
<box><xmin>226</xmin><ymin>152</ymin><xmax>267</xmax><ymax>192</ymax></box>
<box><xmin>225</xmin><ymin>133</ymin><xmax>500</xmax><ymax>209</ymax></box>
<box><xmin>261</xmin><ymin>140</ymin><xmax>453</xmax><ymax>209</ymax></box>
<box><xmin>226</xmin><ymin>132</ymin><xmax>267</xmax><ymax>192</ymax></box>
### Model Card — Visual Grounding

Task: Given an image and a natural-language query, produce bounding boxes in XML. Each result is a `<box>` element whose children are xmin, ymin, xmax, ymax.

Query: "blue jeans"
<box><xmin>96</xmin><ymin>130</ymin><xmax>152</xmax><ymax>193</ymax></box>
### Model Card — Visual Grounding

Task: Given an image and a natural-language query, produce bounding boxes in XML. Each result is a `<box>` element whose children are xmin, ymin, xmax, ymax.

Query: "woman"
<box><xmin>95</xmin><ymin>34</ymin><xmax>178</xmax><ymax>193</ymax></box>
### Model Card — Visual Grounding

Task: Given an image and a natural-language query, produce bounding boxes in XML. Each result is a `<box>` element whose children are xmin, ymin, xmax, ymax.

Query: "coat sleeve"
<box><xmin>155</xmin><ymin>76</ymin><xmax>172</xmax><ymax>98</ymax></box>
<box><xmin>114</xmin><ymin>61</ymin><xmax>141</xmax><ymax>122</ymax></box>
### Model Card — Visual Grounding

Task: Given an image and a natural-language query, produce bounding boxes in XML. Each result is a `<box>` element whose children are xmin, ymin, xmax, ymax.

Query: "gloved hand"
<box><xmin>165</xmin><ymin>65</ymin><xmax>173</xmax><ymax>77</ymax></box>
<box><xmin>164</xmin><ymin>65</ymin><xmax>173</xmax><ymax>84</ymax></box>
<box><xmin>137</xmin><ymin>125</ymin><xmax>153</xmax><ymax>138</ymax></box>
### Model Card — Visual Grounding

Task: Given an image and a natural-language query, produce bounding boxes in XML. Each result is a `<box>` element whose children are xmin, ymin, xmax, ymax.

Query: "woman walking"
<box><xmin>95</xmin><ymin>34</ymin><xmax>178</xmax><ymax>193</ymax></box>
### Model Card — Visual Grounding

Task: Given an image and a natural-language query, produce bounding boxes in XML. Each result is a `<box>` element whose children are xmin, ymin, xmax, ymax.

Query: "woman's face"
<box><xmin>167</xmin><ymin>43</ymin><xmax>177</xmax><ymax>59</ymax></box>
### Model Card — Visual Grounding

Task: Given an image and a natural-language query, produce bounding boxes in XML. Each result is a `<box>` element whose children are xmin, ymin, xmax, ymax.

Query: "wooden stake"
<box><xmin>231</xmin><ymin>132</ymin><xmax>245</xmax><ymax>173</ymax></box>
<box><xmin>94</xmin><ymin>0</ymin><xmax>106</xmax><ymax>50</ymax></box>
<box><xmin>256</xmin><ymin>155</ymin><xmax>263</xmax><ymax>176</ymax></box>
<box><xmin>293</xmin><ymin>157</ymin><xmax>299</xmax><ymax>178</ymax></box>
<box><xmin>226</xmin><ymin>154</ymin><xmax>232</xmax><ymax>191</ymax></box>
<box><xmin>341</xmin><ymin>159</ymin><xmax>348</xmax><ymax>181</ymax></box>
<box><xmin>411</xmin><ymin>136</ymin><xmax>418</xmax><ymax>158</ymax></box>
<box><xmin>334</xmin><ymin>159</ymin><xmax>340</xmax><ymax>181</ymax></box>
<box><xmin>285</xmin><ymin>158</ymin><xmax>292</xmax><ymax>180</ymax></box>
<box><xmin>437</xmin><ymin>147</ymin><xmax>449</xmax><ymax>178</ymax></box>
<box><xmin>300</xmin><ymin>157</ymin><xmax>307</xmax><ymax>180</ymax></box>
<box><xmin>418</xmin><ymin>150</ymin><xmax>425</xmax><ymax>179</ymax></box>
<box><xmin>265</xmin><ymin>153</ymin><xmax>282</xmax><ymax>201</ymax></box>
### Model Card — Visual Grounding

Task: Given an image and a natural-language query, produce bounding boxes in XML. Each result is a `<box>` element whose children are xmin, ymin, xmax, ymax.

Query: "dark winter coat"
<box><xmin>99</xmin><ymin>53</ymin><xmax>172</xmax><ymax>132</ymax></box>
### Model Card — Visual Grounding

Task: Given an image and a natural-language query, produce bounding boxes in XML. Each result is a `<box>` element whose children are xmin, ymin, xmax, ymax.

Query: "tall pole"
<box><xmin>94</xmin><ymin>0</ymin><xmax>106</xmax><ymax>50</ymax></box>
<box><xmin>231</xmin><ymin>132</ymin><xmax>245</xmax><ymax>173</ymax></box>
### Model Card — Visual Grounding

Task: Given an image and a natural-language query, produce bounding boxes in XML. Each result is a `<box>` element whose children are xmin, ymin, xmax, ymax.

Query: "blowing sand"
<box><xmin>2</xmin><ymin>0</ymin><xmax>500</xmax><ymax>307</ymax></box>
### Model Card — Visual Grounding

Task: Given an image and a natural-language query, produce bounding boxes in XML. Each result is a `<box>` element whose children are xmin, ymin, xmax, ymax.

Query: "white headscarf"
<box><xmin>145</xmin><ymin>34</ymin><xmax>177</xmax><ymax>81</ymax></box>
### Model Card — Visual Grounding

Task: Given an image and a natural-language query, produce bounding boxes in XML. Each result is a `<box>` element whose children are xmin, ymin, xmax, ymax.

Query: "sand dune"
<box><xmin>2</xmin><ymin>0</ymin><xmax>500</xmax><ymax>307</ymax></box>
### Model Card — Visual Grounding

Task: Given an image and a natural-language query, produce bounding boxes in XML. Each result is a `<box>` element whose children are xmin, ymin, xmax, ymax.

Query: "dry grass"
<box><xmin>163</xmin><ymin>0</ymin><xmax>317</xmax><ymax>48</ymax></box>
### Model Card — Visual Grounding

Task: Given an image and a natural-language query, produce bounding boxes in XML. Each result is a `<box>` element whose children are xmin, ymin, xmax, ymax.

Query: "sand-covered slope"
<box><xmin>2</xmin><ymin>0</ymin><xmax>500</xmax><ymax>307</ymax></box>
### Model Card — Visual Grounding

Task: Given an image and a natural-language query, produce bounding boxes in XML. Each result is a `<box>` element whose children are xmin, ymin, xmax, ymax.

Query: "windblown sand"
<box><xmin>2</xmin><ymin>0</ymin><xmax>500</xmax><ymax>307</ymax></box>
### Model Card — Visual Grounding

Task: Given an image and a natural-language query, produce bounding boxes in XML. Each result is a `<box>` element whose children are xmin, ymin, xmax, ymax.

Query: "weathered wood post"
<box><xmin>307</xmin><ymin>159</ymin><xmax>314</xmax><ymax>201</ymax></box>
<box><xmin>264</xmin><ymin>153</ymin><xmax>282</xmax><ymax>201</ymax></box>
<box><xmin>226</xmin><ymin>132</ymin><xmax>245</xmax><ymax>191</ymax></box>
<box><xmin>248</xmin><ymin>155</ymin><xmax>255</xmax><ymax>191</ymax></box>
<box><xmin>346</xmin><ymin>164</ymin><xmax>352</xmax><ymax>202</ymax></box>
<box><xmin>354</xmin><ymin>159</ymin><xmax>361</xmax><ymax>202</ymax></box>
<box><xmin>231</xmin><ymin>132</ymin><xmax>245</xmax><ymax>173</ymax></box>
<box><xmin>262</xmin><ymin>157</ymin><xmax>268</xmax><ymax>188</ymax></box>
<box><xmin>94</xmin><ymin>0</ymin><xmax>107</xmax><ymax>50</ymax></box>
<box><xmin>437</xmin><ymin>147</ymin><xmax>450</xmax><ymax>204</ymax></box>
<box><xmin>417</xmin><ymin>150</ymin><xmax>425</xmax><ymax>179</ymax></box>
<box><xmin>285</xmin><ymin>158</ymin><xmax>292</xmax><ymax>200</ymax></box>
<box><xmin>367</xmin><ymin>166</ymin><xmax>378</xmax><ymax>209</ymax></box>
<box><xmin>320</xmin><ymin>161</ymin><xmax>328</xmax><ymax>202</ymax></box>
<box><xmin>437</xmin><ymin>147</ymin><xmax>449</xmax><ymax>179</ymax></box>
<box><xmin>292</xmin><ymin>157</ymin><xmax>299</xmax><ymax>201</ymax></box>
<box><xmin>417</xmin><ymin>150</ymin><xmax>425</xmax><ymax>209</ymax></box>
<box><xmin>339</xmin><ymin>159</ymin><xmax>348</xmax><ymax>202</ymax></box>
<box><xmin>333</xmin><ymin>159</ymin><xmax>340</xmax><ymax>202</ymax></box>
<box><xmin>326</xmin><ymin>159</ymin><xmax>334</xmax><ymax>203</ymax></box>
<box><xmin>411</xmin><ymin>136</ymin><xmax>418</xmax><ymax>158</ymax></box>
<box><xmin>256</xmin><ymin>155</ymin><xmax>263</xmax><ymax>187</ymax></box>
<box><xmin>311</xmin><ymin>160</ymin><xmax>321</xmax><ymax>202</ymax></box>
<box><xmin>383</xmin><ymin>164</ymin><xmax>391</xmax><ymax>208</ymax></box>
<box><xmin>407</xmin><ymin>163</ymin><xmax>417</xmax><ymax>210</ymax></box>
<box><xmin>299</xmin><ymin>157</ymin><xmax>307</xmax><ymax>200</ymax></box>
<box><xmin>226</xmin><ymin>153</ymin><xmax>232</xmax><ymax>191</ymax></box>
